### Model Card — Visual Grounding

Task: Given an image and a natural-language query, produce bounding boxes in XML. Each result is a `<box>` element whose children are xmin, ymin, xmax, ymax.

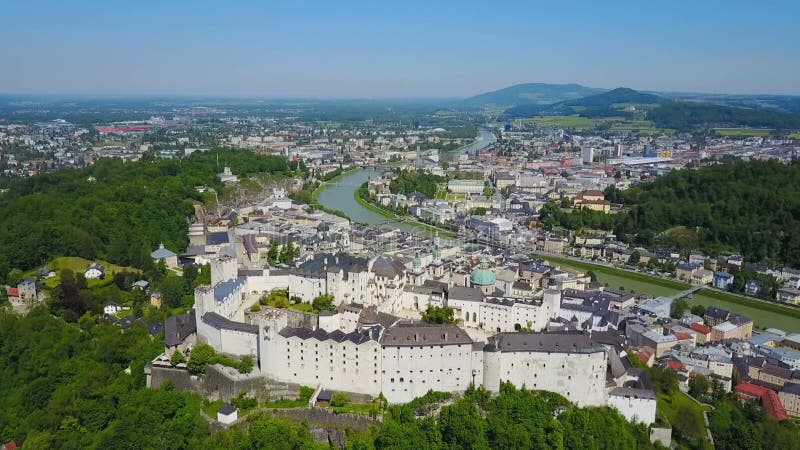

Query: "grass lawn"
<box><xmin>713</xmin><ymin>127</ymin><xmax>772</xmax><ymax>137</ymax></box>
<box><xmin>203</xmin><ymin>399</ymin><xmax>224</xmax><ymax>417</ymax></box>
<box><xmin>789</xmin><ymin>133</ymin><xmax>800</xmax><ymax>140</ymax></box>
<box><xmin>264</xmin><ymin>398</ymin><xmax>307</xmax><ymax>409</ymax></box>
<box><xmin>115</xmin><ymin>309</ymin><xmax>134</xmax><ymax>319</ymax></box>
<box><xmin>332</xmin><ymin>402</ymin><xmax>381</xmax><ymax>415</ymax></box>
<box><xmin>688</xmin><ymin>290</ymin><xmax>800</xmax><ymax>332</ymax></box>
<box><xmin>536</xmin><ymin>254</ymin><xmax>688</xmax><ymax>297</ymax></box>
<box><xmin>28</xmin><ymin>256</ymin><xmax>141</xmax><ymax>289</ymax></box>
<box><xmin>521</xmin><ymin>115</ymin><xmax>600</xmax><ymax>129</ymax></box>
<box><xmin>657</xmin><ymin>391</ymin><xmax>712</xmax><ymax>450</ymax></box>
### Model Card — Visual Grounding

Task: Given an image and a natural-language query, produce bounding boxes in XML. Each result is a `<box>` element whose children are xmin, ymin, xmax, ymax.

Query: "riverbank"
<box><xmin>441</xmin><ymin>127</ymin><xmax>497</xmax><ymax>161</ymax></box>
<box><xmin>311</xmin><ymin>167</ymin><xmax>360</xmax><ymax>202</ymax></box>
<box><xmin>536</xmin><ymin>253</ymin><xmax>800</xmax><ymax>330</ymax></box>
<box><xmin>353</xmin><ymin>189</ymin><xmax>455</xmax><ymax>237</ymax></box>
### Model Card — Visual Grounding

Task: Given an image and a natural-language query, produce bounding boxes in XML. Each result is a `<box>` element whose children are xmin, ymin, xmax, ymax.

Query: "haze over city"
<box><xmin>2</xmin><ymin>0</ymin><xmax>800</xmax><ymax>97</ymax></box>
<box><xmin>2</xmin><ymin>2</ymin><xmax>800</xmax><ymax>449</ymax></box>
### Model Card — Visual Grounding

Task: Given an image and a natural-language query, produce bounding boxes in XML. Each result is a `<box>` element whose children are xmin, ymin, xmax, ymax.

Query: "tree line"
<box><xmin>541</xmin><ymin>159</ymin><xmax>800</xmax><ymax>268</ymax></box>
<box><xmin>0</xmin><ymin>149</ymin><xmax>302</xmax><ymax>283</ymax></box>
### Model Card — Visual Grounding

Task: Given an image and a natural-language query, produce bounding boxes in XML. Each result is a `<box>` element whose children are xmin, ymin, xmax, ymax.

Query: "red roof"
<box><xmin>735</xmin><ymin>383</ymin><xmax>790</xmax><ymax>420</ymax></box>
<box><xmin>4</xmin><ymin>442</ymin><xmax>18</xmax><ymax>450</ymax></box>
<box><xmin>666</xmin><ymin>360</ymin><xmax>685</xmax><ymax>370</ymax></box>
<box><xmin>674</xmin><ymin>332</ymin><xmax>693</xmax><ymax>341</ymax></box>
<box><xmin>690</xmin><ymin>323</ymin><xmax>711</xmax><ymax>334</ymax></box>
<box><xmin>7</xmin><ymin>288</ymin><xmax>18</xmax><ymax>297</ymax></box>
<box><xmin>634</xmin><ymin>351</ymin><xmax>650</xmax><ymax>365</ymax></box>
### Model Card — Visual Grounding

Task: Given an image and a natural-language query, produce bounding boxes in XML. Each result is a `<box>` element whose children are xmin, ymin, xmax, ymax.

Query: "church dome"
<box><xmin>470</xmin><ymin>257</ymin><xmax>495</xmax><ymax>286</ymax></box>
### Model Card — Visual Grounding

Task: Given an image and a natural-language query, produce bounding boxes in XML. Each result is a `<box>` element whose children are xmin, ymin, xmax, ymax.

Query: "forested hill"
<box><xmin>463</xmin><ymin>83</ymin><xmax>604</xmax><ymax>107</ymax></box>
<box><xmin>502</xmin><ymin>87</ymin><xmax>669</xmax><ymax>119</ymax></box>
<box><xmin>618</xmin><ymin>159</ymin><xmax>800</xmax><ymax>266</ymax></box>
<box><xmin>647</xmin><ymin>102</ymin><xmax>800</xmax><ymax>130</ymax></box>
<box><xmin>0</xmin><ymin>150</ymin><xmax>305</xmax><ymax>283</ymax></box>
<box><xmin>541</xmin><ymin>160</ymin><xmax>800</xmax><ymax>267</ymax></box>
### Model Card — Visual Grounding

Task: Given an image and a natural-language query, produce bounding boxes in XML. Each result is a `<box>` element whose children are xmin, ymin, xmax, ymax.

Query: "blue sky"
<box><xmin>1</xmin><ymin>1</ymin><xmax>798</xmax><ymax>97</ymax></box>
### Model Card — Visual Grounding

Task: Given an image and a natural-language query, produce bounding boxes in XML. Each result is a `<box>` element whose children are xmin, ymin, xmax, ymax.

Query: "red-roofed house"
<box><xmin>632</xmin><ymin>348</ymin><xmax>654</xmax><ymax>367</ymax></box>
<box><xmin>666</xmin><ymin>360</ymin><xmax>686</xmax><ymax>371</ymax></box>
<box><xmin>3</xmin><ymin>441</ymin><xmax>18</xmax><ymax>450</ymax></box>
<box><xmin>735</xmin><ymin>383</ymin><xmax>790</xmax><ymax>421</ymax></box>
<box><xmin>7</xmin><ymin>287</ymin><xmax>19</xmax><ymax>298</ymax></box>
<box><xmin>689</xmin><ymin>323</ymin><xmax>711</xmax><ymax>344</ymax></box>
<box><xmin>673</xmin><ymin>332</ymin><xmax>696</xmax><ymax>346</ymax></box>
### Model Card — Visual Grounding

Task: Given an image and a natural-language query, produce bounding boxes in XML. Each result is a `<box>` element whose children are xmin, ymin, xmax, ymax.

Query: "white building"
<box><xmin>483</xmin><ymin>332</ymin><xmax>608</xmax><ymax>407</ymax></box>
<box><xmin>581</xmin><ymin>146</ymin><xmax>594</xmax><ymax>165</ymax></box>
<box><xmin>217</xmin><ymin>403</ymin><xmax>238</xmax><ymax>424</ymax></box>
<box><xmin>254</xmin><ymin>307</ymin><xmax>609</xmax><ymax>405</ymax></box>
<box><xmin>608</xmin><ymin>387</ymin><xmax>657</xmax><ymax>424</ymax></box>
<box><xmin>447</xmin><ymin>179</ymin><xmax>484</xmax><ymax>195</ymax></box>
<box><xmin>84</xmin><ymin>263</ymin><xmax>105</xmax><ymax>280</ymax></box>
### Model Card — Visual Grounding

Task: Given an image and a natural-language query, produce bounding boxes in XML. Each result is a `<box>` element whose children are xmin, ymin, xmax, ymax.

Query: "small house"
<box><xmin>713</xmin><ymin>272</ymin><xmax>734</xmax><ymax>290</ymax></box>
<box><xmin>85</xmin><ymin>263</ymin><xmax>105</xmax><ymax>280</ymax></box>
<box><xmin>745</xmin><ymin>280</ymin><xmax>763</xmax><ymax>297</ymax></box>
<box><xmin>217</xmin><ymin>403</ymin><xmax>238</xmax><ymax>424</ymax></box>
<box><xmin>103</xmin><ymin>301</ymin><xmax>124</xmax><ymax>315</ymax></box>
<box><xmin>151</xmin><ymin>243</ymin><xmax>179</xmax><ymax>268</ymax></box>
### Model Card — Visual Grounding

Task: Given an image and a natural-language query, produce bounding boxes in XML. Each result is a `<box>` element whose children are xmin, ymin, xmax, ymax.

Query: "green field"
<box><xmin>687</xmin><ymin>290</ymin><xmax>800</xmax><ymax>332</ymax></box>
<box><xmin>713</xmin><ymin>127</ymin><xmax>772</xmax><ymax>137</ymax></box>
<box><xmin>24</xmin><ymin>256</ymin><xmax>141</xmax><ymax>289</ymax></box>
<box><xmin>789</xmin><ymin>133</ymin><xmax>800</xmax><ymax>140</ymax></box>
<box><xmin>537</xmin><ymin>254</ymin><xmax>688</xmax><ymax>297</ymax></box>
<box><xmin>518</xmin><ymin>115</ymin><xmax>601</xmax><ymax>129</ymax></box>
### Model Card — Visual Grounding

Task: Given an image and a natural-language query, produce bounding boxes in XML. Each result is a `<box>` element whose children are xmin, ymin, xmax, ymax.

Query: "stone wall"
<box><xmin>266</xmin><ymin>407</ymin><xmax>381</xmax><ymax>433</ymax></box>
<box><xmin>246</xmin><ymin>306</ymin><xmax>318</xmax><ymax>329</ymax></box>
<box><xmin>148</xmin><ymin>363</ymin><xmax>306</xmax><ymax>402</ymax></box>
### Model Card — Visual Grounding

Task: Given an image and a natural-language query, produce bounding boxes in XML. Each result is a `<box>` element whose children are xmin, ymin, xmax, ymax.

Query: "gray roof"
<box><xmin>207</xmin><ymin>232</ymin><xmax>231</xmax><ymax>246</ymax></box>
<box><xmin>218</xmin><ymin>403</ymin><xmax>237</xmax><ymax>415</ymax></box>
<box><xmin>214</xmin><ymin>277</ymin><xmax>247</xmax><ymax>303</ymax></box>
<box><xmin>292</xmin><ymin>253</ymin><xmax>368</xmax><ymax>278</ymax></box>
<box><xmin>380</xmin><ymin>322</ymin><xmax>472</xmax><ymax>347</ymax></box>
<box><xmin>371</xmin><ymin>257</ymin><xmax>406</xmax><ymax>278</ymax></box>
<box><xmin>151</xmin><ymin>244</ymin><xmax>177</xmax><ymax>259</ymax></box>
<box><xmin>609</xmin><ymin>387</ymin><xmax>657</xmax><ymax>400</ymax></box>
<box><xmin>279</xmin><ymin>327</ymin><xmax>378</xmax><ymax>345</ymax></box>
<box><xmin>165</xmin><ymin>310</ymin><xmax>197</xmax><ymax>347</ymax></box>
<box><xmin>489</xmin><ymin>332</ymin><xmax>606</xmax><ymax>354</ymax></box>
<box><xmin>782</xmin><ymin>383</ymin><xmax>800</xmax><ymax>396</ymax></box>
<box><xmin>202</xmin><ymin>312</ymin><xmax>258</xmax><ymax>334</ymax></box>
<box><xmin>448</xmin><ymin>285</ymin><xmax>484</xmax><ymax>303</ymax></box>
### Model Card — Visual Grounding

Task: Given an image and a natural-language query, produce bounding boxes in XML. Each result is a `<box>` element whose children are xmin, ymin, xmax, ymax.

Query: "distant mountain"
<box><xmin>502</xmin><ymin>87</ymin><xmax>670</xmax><ymax>119</ymax></box>
<box><xmin>463</xmin><ymin>83</ymin><xmax>605</xmax><ymax>107</ymax></box>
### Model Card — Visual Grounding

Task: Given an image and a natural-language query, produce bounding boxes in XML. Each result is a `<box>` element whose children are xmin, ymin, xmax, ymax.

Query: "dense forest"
<box><xmin>647</xmin><ymin>102</ymin><xmax>800</xmax><ymax>130</ymax></box>
<box><xmin>542</xmin><ymin>160</ymin><xmax>800</xmax><ymax>268</ymax></box>
<box><xmin>0</xmin><ymin>149</ymin><xmax>305</xmax><ymax>283</ymax></box>
<box><xmin>388</xmin><ymin>169</ymin><xmax>446</xmax><ymax>198</ymax></box>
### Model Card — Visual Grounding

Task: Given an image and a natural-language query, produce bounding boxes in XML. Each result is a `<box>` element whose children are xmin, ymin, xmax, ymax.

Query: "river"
<box><xmin>316</xmin><ymin>127</ymin><xmax>496</xmax><ymax>231</ymax></box>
